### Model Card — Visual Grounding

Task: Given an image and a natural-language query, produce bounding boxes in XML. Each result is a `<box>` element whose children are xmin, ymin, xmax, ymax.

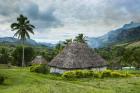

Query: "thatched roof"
<box><xmin>32</xmin><ymin>56</ymin><xmax>47</xmax><ymax>64</ymax></box>
<box><xmin>48</xmin><ymin>42</ymin><xmax>106</xmax><ymax>69</ymax></box>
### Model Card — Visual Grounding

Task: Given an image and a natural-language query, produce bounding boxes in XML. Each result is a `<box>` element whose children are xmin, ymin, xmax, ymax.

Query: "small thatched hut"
<box><xmin>32</xmin><ymin>56</ymin><xmax>47</xmax><ymax>65</ymax></box>
<box><xmin>48</xmin><ymin>42</ymin><xmax>107</xmax><ymax>74</ymax></box>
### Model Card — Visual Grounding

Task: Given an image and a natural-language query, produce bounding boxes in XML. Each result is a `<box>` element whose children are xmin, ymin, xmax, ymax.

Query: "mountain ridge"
<box><xmin>0</xmin><ymin>37</ymin><xmax>54</xmax><ymax>47</ymax></box>
<box><xmin>88</xmin><ymin>21</ymin><xmax>140</xmax><ymax>48</ymax></box>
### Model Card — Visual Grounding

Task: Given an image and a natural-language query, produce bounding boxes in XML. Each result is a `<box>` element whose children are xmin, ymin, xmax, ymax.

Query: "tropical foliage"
<box><xmin>12</xmin><ymin>46</ymin><xmax>35</xmax><ymax>66</ymax></box>
<box><xmin>74</xmin><ymin>33</ymin><xmax>87</xmax><ymax>43</ymax></box>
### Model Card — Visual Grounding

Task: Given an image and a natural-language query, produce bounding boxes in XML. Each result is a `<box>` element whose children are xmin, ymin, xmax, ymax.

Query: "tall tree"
<box><xmin>11</xmin><ymin>14</ymin><xmax>35</xmax><ymax>67</ymax></box>
<box><xmin>74</xmin><ymin>34</ymin><xmax>87</xmax><ymax>43</ymax></box>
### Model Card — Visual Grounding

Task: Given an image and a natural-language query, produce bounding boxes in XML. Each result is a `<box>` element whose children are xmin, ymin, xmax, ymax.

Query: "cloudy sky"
<box><xmin>0</xmin><ymin>0</ymin><xmax>140</xmax><ymax>43</ymax></box>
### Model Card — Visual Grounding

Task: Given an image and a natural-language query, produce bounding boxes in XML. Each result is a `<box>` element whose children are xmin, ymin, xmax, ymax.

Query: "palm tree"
<box><xmin>11</xmin><ymin>14</ymin><xmax>35</xmax><ymax>67</ymax></box>
<box><xmin>63</xmin><ymin>39</ymin><xmax>72</xmax><ymax>46</ymax></box>
<box><xmin>74</xmin><ymin>33</ymin><xmax>87</xmax><ymax>43</ymax></box>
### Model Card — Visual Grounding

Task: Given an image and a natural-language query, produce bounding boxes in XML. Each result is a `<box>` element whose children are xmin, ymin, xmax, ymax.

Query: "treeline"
<box><xmin>0</xmin><ymin>34</ymin><xmax>87</xmax><ymax>67</ymax></box>
<box><xmin>0</xmin><ymin>46</ymin><xmax>58</xmax><ymax>66</ymax></box>
<box><xmin>95</xmin><ymin>45</ymin><xmax>140</xmax><ymax>69</ymax></box>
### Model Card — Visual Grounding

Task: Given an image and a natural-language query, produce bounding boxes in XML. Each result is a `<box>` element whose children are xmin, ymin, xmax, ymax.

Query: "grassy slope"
<box><xmin>126</xmin><ymin>41</ymin><xmax>140</xmax><ymax>48</ymax></box>
<box><xmin>0</xmin><ymin>68</ymin><xmax>140</xmax><ymax>93</ymax></box>
<box><xmin>114</xmin><ymin>41</ymin><xmax>140</xmax><ymax>48</ymax></box>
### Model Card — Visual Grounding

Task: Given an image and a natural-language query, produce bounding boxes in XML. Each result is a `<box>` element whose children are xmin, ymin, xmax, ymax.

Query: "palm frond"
<box><xmin>25</xmin><ymin>31</ymin><xmax>30</xmax><ymax>39</ymax></box>
<box><xmin>11</xmin><ymin>23</ymin><xmax>19</xmax><ymax>30</ymax></box>
<box><xmin>13</xmin><ymin>30</ymin><xmax>20</xmax><ymax>37</ymax></box>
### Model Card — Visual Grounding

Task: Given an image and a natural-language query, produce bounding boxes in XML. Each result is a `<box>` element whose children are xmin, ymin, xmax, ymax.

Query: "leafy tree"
<box><xmin>74</xmin><ymin>34</ymin><xmax>87</xmax><ymax>43</ymax></box>
<box><xmin>11</xmin><ymin>14</ymin><xmax>35</xmax><ymax>67</ymax></box>
<box><xmin>55</xmin><ymin>43</ymin><xmax>64</xmax><ymax>53</ymax></box>
<box><xmin>0</xmin><ymin>48</ymin><xmax>10</xmax><ymax>64</ymax></box>
<box><xmin>63</xmin><ymin>39</ymin><xmax>72</xmax><ymax>46</ymax></box>
<box><xmin>12</xmin><ymin>46</ymin><xmax>35</xmax><ymax>66</ymax></box>
<box><xmin>41</xmin><ymin>49</ymin><xmax>57</xmax><ymax>62</ymax></box>
<box><xmin>131</xmin><ymin>47</ymin><xmax>140</xmax><ymax>68</ymax></box>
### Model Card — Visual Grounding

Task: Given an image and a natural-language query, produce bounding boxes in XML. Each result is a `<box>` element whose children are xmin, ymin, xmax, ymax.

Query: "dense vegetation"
<box><xmin>0</xmin><ymin>40</ymin><xmax>140</xmax><ymax>70</ymax></box>
<box><xmin>0</xmin><ymin>74</ymin><xmax>4</xmax><ymax>84</ymax></box>
<box><xmin>95</xmin><ymin>42</ymin><xmax>140</xmax><ymax>69</ymax></box>
<box><xmin>62</xmin><ymin>70</ymin><xmax>132</xmax><ymax>79</ymax></box>
<box><xmin>30</xmin><ymin>64</ymin><xmax>49</xmax><ymax>74</ymax></box>
<box><xmin>0</xmin><ymin>33</ymin><xmax>88</xmax><ymax>67</ymax></box>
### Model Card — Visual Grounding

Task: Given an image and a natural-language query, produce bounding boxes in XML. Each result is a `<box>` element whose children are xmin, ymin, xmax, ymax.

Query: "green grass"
<box><xmin>126</xmin><ymin>41</ymin><xmax>140</xmax><ymax>48</ymax></box>
<box><xmin>0</xmin><ymin>68</ymin><xmax>140</xmax><ymax>93</ymax></box>
<box><xmin>0</xmin><ymin>64</ymin><xmax>18</xmax><ymax>69</ymax></box>
<box><xmin>114</xmin><ymin>41</ymin><xmax>140</xmax><ymax>48</ymax></box>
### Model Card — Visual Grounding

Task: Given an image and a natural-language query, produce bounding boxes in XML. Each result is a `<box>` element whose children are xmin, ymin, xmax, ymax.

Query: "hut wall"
<box><xmin>50</xmin><ymin>67</ymin><xmax>67</xmax><ymax>74</ymax></box>
<box><xmin>91</xmin><ymin>66</ymin><xmax>107</xmax><ymax>71</ymax></box>
<box><xmin>50</xmin><ymin>66</ymin><xmax>107</xmax><ymax>74</ymax></box>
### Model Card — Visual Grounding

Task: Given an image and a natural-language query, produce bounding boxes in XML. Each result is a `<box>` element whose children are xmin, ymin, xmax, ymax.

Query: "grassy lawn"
<box><xmin>0</xmin><ymin>68</ymin><xmax>140</xmax><ymax>93</ymax></box>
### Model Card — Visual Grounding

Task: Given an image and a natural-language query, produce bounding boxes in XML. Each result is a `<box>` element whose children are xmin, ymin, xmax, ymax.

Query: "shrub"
<box><xmin>62</xmin><ymin>70</ymin><xmax>132</xmax><ymax>79</ymax></box>
<box><xmin>93</xmin><ymin>72</ymin><xmax>102</xmax><ymax>78</ymax></box>
<box><xmin>74</xmin><ymin>70</ymin><xmax>84</xmax><ymax>78</ymax></box>
<box><xmin>84</xmin><ymin>70</ymin><xmax>94</xmax><ymax>77</ymax></box>
<box><xmin>101</xmin><ymin>70</ymin><xmax>112</xmax><ymax>78</ymax></box>
<box><xmin>0</xmin><ymin>75</ymin><xmax>4</xmax><ymax>84</ymax></box>
<box><xmin>62</xmin><ymin>71</ymin><xmax>76</xmax><ymax>79</ymax></box>
<box><xmin>125</xmin><ymin>72</ymin><xmax>133</xmax><ymax>77</ymax></box>
<box><xmin>30</xmin><ymin>64</ymin><xmax>49</xmax><ymax>74</ymax></box>
<box><xmin>111</xmin><ymin>72</ymin><xmax>125</xmax><ymax>78</ymax></box>
<box><xmin>62</xmin><ymin>70</ymin><xmax>95</xmax><ymax>79</ymax></box>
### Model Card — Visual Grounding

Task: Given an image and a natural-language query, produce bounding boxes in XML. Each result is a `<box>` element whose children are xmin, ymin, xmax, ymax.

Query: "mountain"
<box><xmin>0</xmin><ymin>37</ymin><xmax>38</xmax><ymax>46</ymax></box>
<box><xmin>38</xmin><ymin>42</ymin><xmax>55</xmax><ymax>48</ymax></box>
<box><xmin>88</xmin><ymin>21</ymin><xmax>140</xmax><ymax>48</ymax></box>
<box><xmin>0</xmin><ymin>37</ymin><xmax>54</xmax><ymax>47</ymax></box>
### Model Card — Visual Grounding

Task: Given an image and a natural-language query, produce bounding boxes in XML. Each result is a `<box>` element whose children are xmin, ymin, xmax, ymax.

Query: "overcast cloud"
<box><xmin>0</xmin><ymin>0</ymin><xmax>140</xmax><ymax>43</ymax></box>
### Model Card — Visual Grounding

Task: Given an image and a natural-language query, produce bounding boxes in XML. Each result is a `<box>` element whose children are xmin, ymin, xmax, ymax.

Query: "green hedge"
<box><xmin>62</xmin><ymin>70</ymin><xmax>100</xmax><ymax>79</ymax></box>
<box><xmin>0</xmin><ymin>75</ymin><xmax>4</xmax><ymax>84</ymax></box>
<box><xmin>30</xmin><ymin>64</ymin><xmax>49</xmax><ymax>74</ymax></box>
<box><xmin>62</xmin><ymin>70</ymin><xmax>132</xmax><ymax>79</ymax></box>
<box><xmin>101</xmin><ymin>70</ymin><xmax>112</xmax><ymax>78</ymax></box>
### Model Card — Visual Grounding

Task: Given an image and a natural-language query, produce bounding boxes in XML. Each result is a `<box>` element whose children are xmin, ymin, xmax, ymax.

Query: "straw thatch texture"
<box><xmin>48</xmin><ymin>42</ymin><xmax>106</xmax><ymax>69</ymax></box>
<box><xmin>32</xmin><ymin>56</ymin><xmax>47</xmax><ymax>64</ymax></box>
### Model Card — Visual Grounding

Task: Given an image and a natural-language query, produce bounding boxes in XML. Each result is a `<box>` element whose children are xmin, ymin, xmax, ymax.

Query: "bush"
<box><xmin>30</xmin><ymin>64</ymin><xmax>49</xmax><ymax>74</ymax></box>
<box><xmin>111</xmin><ymin>72</ymin><xmax>125</xmax><ymax>78</ymax></box>
<box><xmin>62</xmin><ymin>70</ymin><xmax>133</xmax><ymax>79</ymax></box>
<box><xmin>101</xmin><ymin>70</ymin><xmax>112</xmax><ymax>78</ymax></box>
<box><xmin>125</xmin><ymin>72</ymin><xmax>133</xmax><ymax>77</ymax></box>
<box><xmin>93</xmin><ymin>72</ymin><xmax>102</xmax><ymax>78</ymax></box>
<box><xmin>74</xmin><ymin>70</ymin><xmax>84</xmax><ymax>78</ymax></box>
<box><xmin>62</xmin><ymin>71</ymin><xmax>76</xmax><ymax>79</ymax></box>
<box><xmin>0</xmin><ymin>75</ymin><xmax>4</xmax><ymax>84</ymax></box>
<box><xmin>62</xmin><ymin>70</ymin><xmax>94</xmax><ymax>79</ymax></box>
<box><xmin>83</xmin><ymin>70</ymin><xmax>94</xmax><ymax>77</ymax></box>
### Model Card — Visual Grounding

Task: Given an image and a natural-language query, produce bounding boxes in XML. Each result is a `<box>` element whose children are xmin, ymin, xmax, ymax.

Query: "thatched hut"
<box><xmin>32</xmin><ymin>56</ymin><xmax>47</xmax><ymax>65</ymax></box>
<box><xmin>48</xmin><ymin>42</ymin><xmax>107</xmax><ymax>74</ymax></box>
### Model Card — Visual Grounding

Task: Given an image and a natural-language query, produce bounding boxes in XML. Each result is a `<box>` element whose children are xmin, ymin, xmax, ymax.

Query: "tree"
<box><xmin>74</xmin><ymin>34</ymin><xmax>87</xmax><ymax>43</ymax></box>
<box><xmin>0</xmin><ymin>48</ymin><xmax>10</xmax><ymax>64</ymax></box>
<box><xmin>11</xmin><ymin>14</ymin><xmax>35</xmax><ymax>67</ymax></box>
<box><xmin>63</xmin><ymin>39</ymin><xmax>72</xmax><ymax>46</ymax></box>
<box><xmin>54</xmin><ymin>43</ymin><xmax>64</xmax><ymax>54</ymax></box>
<box><xmin>131</xmin><ymin>47</ymin><xmax>140</xmax><ymax>68</ymax></box>
<box><xmin>12</xmin><ymin>46</ymin><xmax>35</xmax><ymax>66</ymax></box>
<box><xmin>41</xmin><ymin>48</ymin><xmax>57</xmax><ymax>62</ymax></box>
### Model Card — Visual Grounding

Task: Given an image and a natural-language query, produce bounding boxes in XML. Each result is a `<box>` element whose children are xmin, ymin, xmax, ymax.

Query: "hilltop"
<box><xmin>88</xmin><ymin>21</ymin><xmax>140</xmax><ymax>48</ymax></box>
